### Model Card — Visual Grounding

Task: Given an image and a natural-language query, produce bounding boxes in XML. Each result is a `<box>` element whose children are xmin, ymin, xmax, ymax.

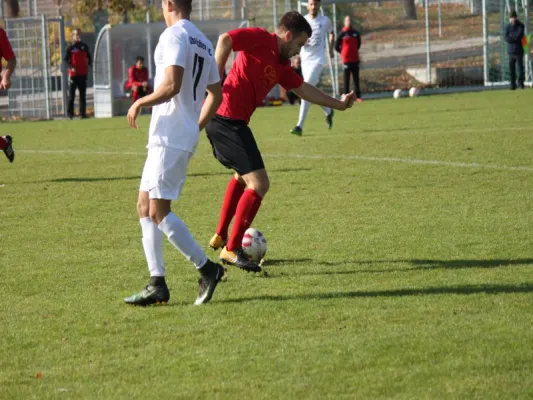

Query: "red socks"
<box><xmin>0</xmin><ymin>136</ymin><xmax>7</xmax><ymax>150</ymax></box>
<box><xmin>216</xmin><ymin>177</ymin><xmax>245</xmax><ymax>239</ymax></box>
<box><xmin>227</xmin><ymin>189</ymin><xmax>262</xmax><ymax>251</ymax></box>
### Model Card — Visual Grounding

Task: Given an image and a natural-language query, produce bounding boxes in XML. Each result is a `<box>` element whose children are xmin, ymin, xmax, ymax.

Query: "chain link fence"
<box><xmin>2</xmin><ymin>16</ymin><xmax>67</xmax><ymax>120</ymax></box>
<box><xmin>0</xmin><ymin>0</ymin><xmax>530</xmax><ymax>119</ymax></box>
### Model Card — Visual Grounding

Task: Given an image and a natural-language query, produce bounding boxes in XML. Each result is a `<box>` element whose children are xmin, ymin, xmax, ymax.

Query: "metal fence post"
<box><xmin>425</xmin><ymin>0</ymin><xmax>432</xmax><ymax>84</ymax></box>
<box><xmin>482</xmin><ymin>0</ymin><xmax>489</xmax><ymax>84</ymax></box>
<box><xmin>42</xmin><ymin>15</ymin><xmax>51</xmax><ymax>119</ymax></box>
<box><xmin>273</xmin><ymin>0</ymin><xmax>278</xmax><ymax>30</ymax></box>
<box><xmin>438</xmin><ymin>0</ymin><xmax>443</xmax><ymax>37</ymax></box>
<box><xmin>59</xmin><ymin>16</ymin><xmax>68</xmax><ymax>117</ymax></box>
<box><xmin>524</xmin><ymin>0</ymin><xmax>531</xmax><ymax>82</ymax></box>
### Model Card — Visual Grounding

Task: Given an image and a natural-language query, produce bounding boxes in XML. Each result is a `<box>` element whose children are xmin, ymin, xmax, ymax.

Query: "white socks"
<box><xmin>296</xmin><ymin>99</ymin><xmax>331</xmax><ymax>129</ymax></box>
<box><xmin>140</xmin><ymin>217</ymin><xmax>165</xmax><ymax>277</ymax></box>
<box><xmin>158</xmin><ymin>212</ymin><xmax>207</xmax><ymax>269</ymax></box>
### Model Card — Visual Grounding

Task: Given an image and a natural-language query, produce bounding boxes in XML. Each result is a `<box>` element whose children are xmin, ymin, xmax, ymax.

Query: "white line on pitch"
<box><xmin>262</xmin><ymin>153</ymin><xmax>533</xmax><ymax>172</ymax></box>
<box><xmin>20</xmin><ymin>149</ymin><xmax>146</xmax><ymax>156</ymax></box>
<box><xmin>18</xmin><ymin>149</ymin><xmax>533</xmax><ymax>172</ymax></box>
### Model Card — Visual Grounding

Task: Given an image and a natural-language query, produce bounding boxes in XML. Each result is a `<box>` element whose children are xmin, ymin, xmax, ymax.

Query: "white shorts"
<box><xmin>139</xmin><ymin>146</ymin><xmax>193</xmax><ymax>200</ymax></box>
<box><xmin>302</xmin><ymin>63</ymin><xmax>325</xmax><ymax>86</ymax></box>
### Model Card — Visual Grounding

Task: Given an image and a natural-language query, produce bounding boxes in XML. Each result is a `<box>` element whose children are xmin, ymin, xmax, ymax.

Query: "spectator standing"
<box><xmin>93</xmin><ymin>2</ymin><xmax>109</xmax><ymax>35</ymax></box>
<box><xmin>505</xmin><ymin>10</ymin><xmax>525</xmax><ymax>90</ymax></box>
<box><xmin>0</xmin><ymin>27</ymin><xmax>16</xmax><ymax>163</ymax></box>
<box><xmin>65</xmin><ymin>28</ymin><xmax>92</xmax><ymax>119</ymax></box>
<box><xmin>335</xmin><ymin>15</ymin><xmax>362</xmax><ymax>101</ymax></box>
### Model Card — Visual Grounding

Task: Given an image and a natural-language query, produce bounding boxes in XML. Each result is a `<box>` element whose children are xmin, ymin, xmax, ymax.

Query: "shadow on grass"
<box><xmin>264</xmin><ymin>258</ymin><xmax>533</xmax><ymax>273</ymax></box>
<box><xmin>33</xmin><ymin>168</ymin><xmax>312</xmax><ymax>184</ymax></box>
<box><xmin>218</xmin><ymin>283</ymin><xmax>533</xmax><ymax>304</ymax></box>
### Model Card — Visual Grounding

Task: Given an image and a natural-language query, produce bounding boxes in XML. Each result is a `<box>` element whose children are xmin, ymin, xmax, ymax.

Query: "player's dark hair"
<box><xmin>136</xmin><ymin>56</ymin><xmax>145</xmax><ymax>62</ymax></box>
<box><xmin>173</xmin><ymin>0</ymin><xmax>192</xmax><ymax>14</ymax></box>
<box><xmin>278</xmin><ymin>11</ymin><xmax>312</xmax><ymax>39</ymax></box>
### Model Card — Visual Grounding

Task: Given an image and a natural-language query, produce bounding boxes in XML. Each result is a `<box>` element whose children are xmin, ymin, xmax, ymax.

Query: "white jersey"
<box><xmin>148</xmin><ymin>19</ymin><xmax>219</xmax><ymax>153</ymax></box>
<box><xmin>300</xmin><ymin>14</ymin><xmax>332</xmax><ymax>66</ymax></box>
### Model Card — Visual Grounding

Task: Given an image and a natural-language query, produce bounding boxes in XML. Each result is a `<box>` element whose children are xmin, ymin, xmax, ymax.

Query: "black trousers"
<box><xmin>287</xmin><ymin>90</ymin><xmax>300</xmax><ymax>105</ymax></box>
<box><xmin>343</xmin><ymin>62</ymin><xmax>361</xmax><ymax>98</ymax></box>
<box><xmin>508</xmin><ymin>54</ymin><xmax>525</xmax><ymax>89</ymax></box>
<box><xmin>68</xmin><ymin>76</ymin><xmax>87</xmax><ymax>117</ymax></box>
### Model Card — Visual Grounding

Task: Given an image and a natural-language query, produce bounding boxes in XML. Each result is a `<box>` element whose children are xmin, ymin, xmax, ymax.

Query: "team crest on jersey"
<box><xmin>263</xmin><ymin>65</ymin><xmax>277</xmax><ymax>88</ymax></box>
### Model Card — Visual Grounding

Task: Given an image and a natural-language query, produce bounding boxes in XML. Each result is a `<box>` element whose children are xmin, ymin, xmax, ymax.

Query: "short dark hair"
<box><xmin>136</xmin><ymin>56</ymin><xmax>145</xmax><ymax>62</ymax></box>
<box><xmin>510</xmin><ymin>9</ymin><xmax>517</xmax><ymax>18</ymax></box>
<box><xmin>278</xmin><ymin>11</ymin><xmax>312</xmax><ymax>39</ymax></box>
<box><xmin>173</xmin><ymin>0</ymin><xmax>192</xmax><ymax>14</ymax></box>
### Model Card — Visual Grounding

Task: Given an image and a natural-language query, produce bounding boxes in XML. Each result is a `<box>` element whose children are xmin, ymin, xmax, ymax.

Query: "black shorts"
<box><xmin>205</xmin><ymin>115</ymin><xmax>265</xmax><ymax>175</ymax></box>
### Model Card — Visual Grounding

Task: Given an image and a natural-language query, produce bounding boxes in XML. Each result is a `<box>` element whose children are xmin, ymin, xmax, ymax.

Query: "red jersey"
<box><xmin>217</xmin><ymin>28</ymin><xmax>304</xmax><ymax>124</ymax></box>
<box><xmin>65</xmin><ymin>41</ymin><xmax>91</xmax><ymax>77</ymax></box>
<box><xmin>126</xmin><ymin>65</ymin><xmax>149</xmax><ymax>89</ymax></box>
<box><xmin>0</xmin><ymin>28</ymin><xmax>15</xmax><ymax>73</ymax></box>
<box><xmin>335</xmin><ymin>27</ymin><xmax>361</xmax><ymax>64</ymax></box>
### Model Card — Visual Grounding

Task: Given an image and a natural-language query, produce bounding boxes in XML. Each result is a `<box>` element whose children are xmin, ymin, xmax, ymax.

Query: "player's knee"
<box><xmin>148</xmin><ymin>208</ymin><xmax>161</xmax><ymax>224</ymax></box>
<box><xmin>249</xmin><ymin>177</ymin><xmax>269</xmax><ymax>197</ymax></box>
<box><xmin>137</xmin><ymin>200</ymin><xmax>149</xmax><ymax>218</ymax></box>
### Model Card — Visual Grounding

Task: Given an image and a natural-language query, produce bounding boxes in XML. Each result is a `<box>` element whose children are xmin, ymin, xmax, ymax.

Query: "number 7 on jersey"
<box><xmin>192</xmin><ymin>53</ymin><xmax>204</xmax><ymax>101</ymax></box>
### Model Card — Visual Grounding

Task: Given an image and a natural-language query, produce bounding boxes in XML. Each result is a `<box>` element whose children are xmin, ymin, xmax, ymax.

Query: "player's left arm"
<box><xmin>199</xmin><ymin>58</ymin><xmax>222</xmax><ymax>131</ymax></box>
<box><xmin>329</xmin><ymin>31</ymin><xmax>335</xmax><ymax>58</ymax></box>
<box><xmin>293</xmin><ymin>82</ymin><xmax>355</xmax><ymax>111</ymax></box>
<box><xmin>127</xmin><ymin>30</ymin><xmax>186</xmax><ymax>129</ymax></box>
<box><xmin>327</xmin><ymin>18</ymin><xmax>335</xmax><ymax>58</ymax></box>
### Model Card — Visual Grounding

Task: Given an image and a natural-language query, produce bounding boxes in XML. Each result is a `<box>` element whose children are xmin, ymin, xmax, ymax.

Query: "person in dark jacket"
<box><xmin>65</xmin><ymin>28</ymin><xmax>92</xmax><ymax>118</ymax></box>
<box><xmin>335</xmin><ymin>15</ymin><xmax>362</xmax><ymax>101</ymax></box>
<box><xmin>504</xmin><ymin>10</ymin><xmax>525</xmax><ymax>90</ymax></box>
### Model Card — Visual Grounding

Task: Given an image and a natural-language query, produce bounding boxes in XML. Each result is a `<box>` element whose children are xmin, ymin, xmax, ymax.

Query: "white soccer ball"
<box><xmin>393</xmin><ymin>89</ymin><xmax>403</xmax><ymax>99</ymax></box>
<box><xmin>242</xmin><ymin>228</ymin><xmax>267</xmax><ymax>263</ymax></box>
<box><xmin>409</xmin><ymin>87</ymin><xmax>420</xmax><ymax>97</ymax></box>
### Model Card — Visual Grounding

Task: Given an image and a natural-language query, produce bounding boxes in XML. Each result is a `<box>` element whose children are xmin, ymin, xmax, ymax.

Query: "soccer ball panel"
<box><xmin>242</xmin><ymin>228</ymin><xmax>267</xmax><ymax>263</ymax></box>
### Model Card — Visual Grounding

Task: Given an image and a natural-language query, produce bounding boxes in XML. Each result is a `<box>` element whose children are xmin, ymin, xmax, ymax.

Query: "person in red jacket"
<box><xmin>0</xmin><ymin>27</ymin><xmax>16</xmax><ymax>163</ymax></box>
<box><xmin>0</xmin><ymin>28</ymin><xmax>17</xmax><ymax>162</ymax></box>
<box><xmin>335</xmin><ymin>15</ymin><xmax>362</xmax><ymax>101</ymax></box>
<box><xmin>65</xmin><ymin>28</ymin><xmax>91</xmax><ymax>119</ymax></box>
<box><xmin>126</xmin><ymin>56</ymin><xmax>151</xmax><ymax>101</ymax></box>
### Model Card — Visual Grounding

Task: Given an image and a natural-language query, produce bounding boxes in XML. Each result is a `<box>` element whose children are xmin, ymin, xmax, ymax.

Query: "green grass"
<box><xmin>1</xmin><ymin>90</ymin><xmax>533</xmax><ymax>399</ymax></box>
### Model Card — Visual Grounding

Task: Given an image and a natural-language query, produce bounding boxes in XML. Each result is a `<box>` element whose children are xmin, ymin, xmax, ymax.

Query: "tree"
<box><xmin>402</xmin><ymin>0</ymin><xmax>417</xmax><ymax>20</ymax></box>
<box><xmin>4</xmin><ymin>0</ymin><xmax>20</xmax><ymax>17</ymax></box>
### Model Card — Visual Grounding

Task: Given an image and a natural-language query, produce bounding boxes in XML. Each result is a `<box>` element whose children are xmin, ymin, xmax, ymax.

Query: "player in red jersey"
<box><xmin>0</xmin><ymin>27</ymin><xmax>16</xmax><ymax>163</ymax></box>
<box><xmin>125</xmin><ymin>56</ymin><xmax>151</xmax><ymax>102</ymax></box>
<box><xmin>206</xmin><ymin>11</ymin><xmax>355</xmax><ymax>272</ymax></box>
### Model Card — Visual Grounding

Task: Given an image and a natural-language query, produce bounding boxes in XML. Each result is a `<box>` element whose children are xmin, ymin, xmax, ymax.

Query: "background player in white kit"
<box><xmin>290</xmin><ymin>0</ymin><xmax>336</xmax><ymax>136</ymax></box>
<box><xmin>124</xmin><ymin>0</ymin><xmax>225</xmax><ymax>306</ymax></box>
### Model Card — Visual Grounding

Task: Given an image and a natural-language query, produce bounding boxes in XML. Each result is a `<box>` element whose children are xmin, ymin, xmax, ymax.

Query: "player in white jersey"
<box><xmin>290</xmin><ymin>0</ymin><xmax>336</xmax><ymax>136</ymax></box>
<box><xmin>124</xmin><ymin>0</ymin><xmax>225</xmax><ymax>306</ymax></box>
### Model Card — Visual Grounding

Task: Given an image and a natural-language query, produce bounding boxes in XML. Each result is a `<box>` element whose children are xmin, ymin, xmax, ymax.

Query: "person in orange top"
<box><xmin>126</xmin><ymin>56</ymin><xmax>151</xmax><ymax>101</ymax></box>
<box><xmin>0</xmin><ymin>27</ymin><xmax>16</xmax><ymax>163</ymax></box>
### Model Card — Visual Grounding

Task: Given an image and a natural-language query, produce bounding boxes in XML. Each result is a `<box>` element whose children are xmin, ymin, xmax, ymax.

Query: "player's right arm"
<box><xmin>128</xmin><ymin>30</ymin><xmax>186</xmax><ymax>129</ymax></box>
<box><xmin>214</xmin><ymin>33</ymin><xmax>233</xmax><ymax>84</ymax></box>
<box><xmin>293</xmin><ymin>82</ymin><xmax>355</xmax><ymax>111</ymax></box>
<box><xmin>215</xmin><ymin>28</ymin><xmax>269</xmax><ymax>81</ymax></box>
<box><xmin>199</xmin><ymin>57</ymin><xmax>223</xmax><ymax>131</ymax></box>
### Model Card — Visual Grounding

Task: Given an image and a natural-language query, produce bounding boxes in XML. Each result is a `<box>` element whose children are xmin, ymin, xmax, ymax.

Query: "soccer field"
<box><xmin>2</xmin><ymin>90</ymin><xmax>533</xmax><ymax>398</ymax></box>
